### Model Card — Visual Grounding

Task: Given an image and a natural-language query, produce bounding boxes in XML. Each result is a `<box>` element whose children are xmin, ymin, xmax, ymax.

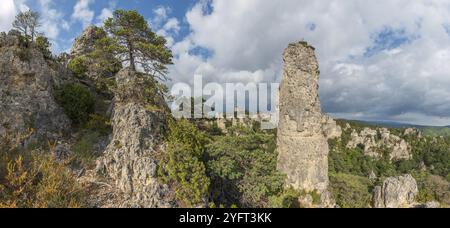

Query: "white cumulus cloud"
<box><xmin>168</xmin><ymin>0</ymin><xmax>450</xmax><ymax>126</ymax></box>
<box><xmin>72</xmin><ymin>0</ymin><xmax>95</xmax><ymax>28</ymax></box>
<box><xmin>0</xmin><ymin>0</ymin><xmax>16</xmax><ymax>32</ymax></box>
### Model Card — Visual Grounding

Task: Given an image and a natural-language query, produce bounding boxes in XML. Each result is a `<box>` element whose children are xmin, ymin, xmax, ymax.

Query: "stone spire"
<box><xmin>96</xmin><ymin>69</ymin><xmax>175</xmax><ymax>208</ymax></box>
<box><xmin>277</xmin><ymin>41</ymin><xmax>339</xmax><ymax>206</ymax></box>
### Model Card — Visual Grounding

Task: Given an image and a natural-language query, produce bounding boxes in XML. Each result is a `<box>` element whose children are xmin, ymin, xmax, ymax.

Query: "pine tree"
<box><xmin>104</xmin><ymin>10</ymin><xmax>173</xmax><ymax>81</ymax></box>
<box><xmin>12</xmin><ymin>10</ymin><xmax>41</xmax><ymax>44</ymax></box>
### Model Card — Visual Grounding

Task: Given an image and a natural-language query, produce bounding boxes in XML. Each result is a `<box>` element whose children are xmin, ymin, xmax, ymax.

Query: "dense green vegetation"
<box><xmin>422</xmin><ymin>127</ymin><xmax>450</xmax><ymax>137</ymax></box>
<box><xmin>158</xmin><ymin>119</ymin><xmax>210</xmax><ymax>207</ymax></box>
<box><xmin>329</xmin><ymin>120</ymin><xmax>450</xmax><ymax>208</ymax></box>
<box><xmin>35</xmin><ymin>36</ymin><xmax>52</xmax><ymax>59</ymax></box>
<box><xmin>206</xmin><ymin>126</ymin><xmax>285</xmax><ymax>208</ymax></box>
<box><xmin>329</xmin><ymin>173</ymin><xmax>372</xmax><ymax>208</ymax></box>
<box><xmin>158</xmin><ymin>120</ymin><xmax>292</xmax><ymax>208</ymax></box>
<box><xmin>54</xmin><ymin>84</ymin><xmax>96</xmax><ymax>125</ymax></box>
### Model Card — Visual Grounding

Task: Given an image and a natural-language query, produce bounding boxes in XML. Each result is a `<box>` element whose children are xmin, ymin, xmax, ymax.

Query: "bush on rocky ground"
<box><xmin>330</xmin><ymin>173</ymin><xmax>373</xmax><ymax>208</ymax></box>
<box><xmin>0</xmin><ymin>133</ymin><xmax>87</xmax><ymax>208</ymax></box>
<box><xmin>54</xmin><ymin>83</ymin><xmax>95</xmax><ymax>125</ymax></box>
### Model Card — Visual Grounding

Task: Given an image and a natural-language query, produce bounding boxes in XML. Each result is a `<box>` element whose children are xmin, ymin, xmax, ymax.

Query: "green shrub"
<box><xmin>330</xmin><ymin>173</ymin><xmax>372</xmax><ymax>208</ymax></box>
<box><xmin>68</xmin><ymin>56</ymin><xmax>88</xmax><ymax>78</ymax></box>
<box><xmin>158</xmin><ymin>119</ymin><xmax>210</xmax><ymax>207</ymax></box>
<box><xmin>329</xmin><ymin>139</ymin><xmax>398</xmax><ymax>178</ymax></box>
<box><xmin>206</xmin><ymin>126</ymin><xmax>284</xmax><ymax>208</ymax></box>
<box><xmin>269</xmin><ymin>188</ymin><xmax>301</xmax><ymax>208</ymax></box>
<box><xmin>54</xmin><ymin>84</ymin><xmax>95</xmax><ymax>125</ymax></box>
<box><xmin>35</xmin><ymin>36</ymin><xmax>52</xmax><ymax>59</ymax></box>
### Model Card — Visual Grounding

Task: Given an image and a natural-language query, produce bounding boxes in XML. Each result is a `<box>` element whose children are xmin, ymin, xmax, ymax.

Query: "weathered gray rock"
<box><xmin>96</xmin><ymin>69</ymin><xmax>175</xmax><ymax>208</ymax></box>
<box><xmin>276</xmin><ymin>41</ymin><xmax>336</xmax><ymax>207</ymax></box>
<box><xmin>69</xmin><ymin>26</ymin><xmax>120</xmax><ymax>86</ymax></box>
<box><xmin>347</xmin><ymin>127</ymin><xmax>411</xmax><ymax>161</ymax></box>
<box><xmin>404</xmin><ymin>128</ymin><xmax>422</xmax><ymax>138</ymax></box>
<box><xmin>0</xmin><ymin>32</ymin><xmax>70</xmax><ymax>142</ymax></box>
<box><xmin>322</xmin><ymin>116</ymin><xmax>342</xmax><ymax>139</ymax></box>
<box><xmin>372</xmin><ymin>174</ymin><xmax>418</xmax><ymax>208</ymax></box>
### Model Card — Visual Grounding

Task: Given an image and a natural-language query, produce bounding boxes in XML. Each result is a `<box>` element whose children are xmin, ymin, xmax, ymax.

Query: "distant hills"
<box><xmin>338</xmin><ymin>119</ymin><xmax>450</xmax><ymax>137</ymax></box>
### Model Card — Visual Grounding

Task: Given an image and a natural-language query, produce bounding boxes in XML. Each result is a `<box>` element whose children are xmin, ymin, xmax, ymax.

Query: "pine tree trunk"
<box><xmin>129</xmin><ymin>44</ymin><xmax>135</xmax><ymax>71</ymax></box>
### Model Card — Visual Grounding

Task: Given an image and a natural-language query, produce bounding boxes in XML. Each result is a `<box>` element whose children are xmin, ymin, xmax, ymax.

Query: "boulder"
<box><xmin>372</xmin><ymin>174</ymin><xmax>419</xmax><ymax>208</ymax></box>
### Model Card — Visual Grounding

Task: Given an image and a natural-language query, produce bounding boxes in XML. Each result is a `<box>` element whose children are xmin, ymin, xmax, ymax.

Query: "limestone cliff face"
<box><xmin>0</xmin><ymin>31</ymin><xmax>70</xmax><ymax>141</ymax></box>
<box><xmin>372</xmin><ymin>174</ymin><xmax>418</xmax><ymax>208</ymax></box>
<box><xmin>276</xmin><ymin>41</ymin><xmax>339</xmax><ymax>204</ymax></box>
<box><xmin>96</xmin><ymin>69</ymin><xmax>175</xmax><ymax>208</ymax></box>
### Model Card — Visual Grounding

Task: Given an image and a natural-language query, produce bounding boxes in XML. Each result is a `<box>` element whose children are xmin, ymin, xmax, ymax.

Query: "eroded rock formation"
<box><xmin>96</xmin><ymin>69</ymin><xmax>175</xmax><ymax>208</ymax></box>
<box><xmin>70</xmin><ymin>25</ymin><xmax>104</xmax><ymax>57</ymax></box>
<box><xmin>347</xmin><ymin>127</ymin><xmax>411</xmax><ymax>161</ymax></box>
<box><xmin>0</xmin><ymin>31</ymin><xmax>70</xmax><ymax>142</ymax></box>
<box><xmin>276</xmin><ymin>41</ymin><xmax>339</xmax><ymax>206</ymax></box>
<box><xmin>372</xmin><ymin>174</ymin><xmax>418</xmax><ymax>208</ymax></box>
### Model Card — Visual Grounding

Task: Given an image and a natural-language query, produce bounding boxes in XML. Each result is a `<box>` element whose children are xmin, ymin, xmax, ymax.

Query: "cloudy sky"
<box><xmin>2</xmin><ymin>0</ymin><xmax>450</xmax><ymax>126</ymax></box>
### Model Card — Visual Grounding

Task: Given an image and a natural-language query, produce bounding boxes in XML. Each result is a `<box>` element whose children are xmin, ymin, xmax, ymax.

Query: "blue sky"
<box><xmin>10</xmin><ymin>0</ymin><xmax>197</xmax><ymax>53</ymax></box>
<box><xmin>3</xmin><ymin>0</ymin><xmax>450</xmax><ymax>126</ymax></box>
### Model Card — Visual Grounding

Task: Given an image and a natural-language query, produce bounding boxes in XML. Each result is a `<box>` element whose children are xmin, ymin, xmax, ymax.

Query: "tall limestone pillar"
<box><xmin>96</xmin><ymin>69</ymin><xmax>175</xmax><ymax>208</ymax></box>
<box><xmin>277</xmin><ymin>41</ymin><xmax>339</xmax><ymax>205</ymax></box>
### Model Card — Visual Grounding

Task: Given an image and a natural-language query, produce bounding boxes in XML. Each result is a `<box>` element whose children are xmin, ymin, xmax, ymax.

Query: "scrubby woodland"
<box><xmin>0</xmin><ymin>9</ymin><xmax>448</xmax><ymax>208</ymax></box>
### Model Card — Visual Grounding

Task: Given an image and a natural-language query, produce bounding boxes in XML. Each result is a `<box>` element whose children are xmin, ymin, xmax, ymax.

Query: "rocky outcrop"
<box><xmin>70</xmin><ymin>26</ymin><xmax>104</xmax><ymax>57</ymax></box>
<box><xmin>276</xmin><ymin>41</ymin><xmax>337</xmax><ymax>206</ymax></box>
<box><xmin>372</xmin><ymin>174</ymin><xmax>418</xmax><ymax>208</ymax></box>
<box><xmin>96</xmin><ymin>69</ymin><xmax>175</xmax><ymax>208</ymax></box>
<box><xmin>322</xmin><ymin>116</ymin><xmax>342</xmax><ymax>139</ymax></box>
<box><xmin>0</xmin><ymin>31</ymin><xmax>70</xmax><ymax>142</ymax></box>
<box><xmin>404</xmin><ymin>128</ymin><xmax>422</xmax><ymax>137</ymax></box>
<box><xmin>347</xmin><ymin>127</ymin><xmax>411</xmax><ymax>161</ymax></box>
<box><xmin>69</xmin><ymin>26</ymin><xmax>120</xmax><ymax>88</ymax></box>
